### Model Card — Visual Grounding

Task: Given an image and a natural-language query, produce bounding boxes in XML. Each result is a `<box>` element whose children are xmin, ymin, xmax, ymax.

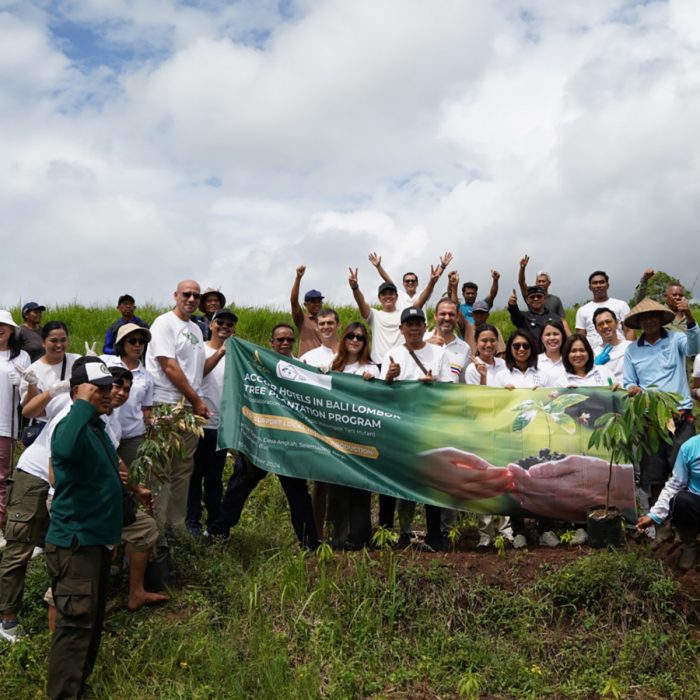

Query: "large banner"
<box><xmin>219</xmin><ymin>338</ymin><xmax>636</xmax><ymax>523</ymax></box>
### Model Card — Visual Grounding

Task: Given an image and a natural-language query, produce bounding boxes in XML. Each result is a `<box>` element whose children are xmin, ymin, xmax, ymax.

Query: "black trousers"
<box><xmin>377</xmin><ymin>495</ymin><xmax>442</xmax><ymax>544</ymax></box>
<box><xmin>327</xmin><ymin>485</ymin><xmax>372</xmax><ymax>549</ymax></box>
<box><xmin>209</xmin><ymin>454</ymin><xmax>319</xmax><ymax>550</ymax></box>
<box><xmin>671</xmin><ymin>490</ymin><xmax>700</xmax><ymax>538</ymax></box>
<box><xmin>186</xmin><ymin>429</ymin><xmax>227</xmax><ymax>528</ymax></box>
<box><xmin>640</xmin><ymin>415</ymin><xmax>695</xmax><ymax>487</ymax></box>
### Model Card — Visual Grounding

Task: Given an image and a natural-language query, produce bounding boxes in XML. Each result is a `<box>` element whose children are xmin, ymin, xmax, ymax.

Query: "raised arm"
<box><xmin>368</xmin><ymin>252</ymin><xmax>394</xmax><ymax>285</ymax></box>
<box><xmin>413</xmin><ymin>252</ymin><xmax>452</xmax><ymax>308</ymax></box>
<box><xmin>349</xmin><ymin>267</ymin><xmax>372</xmax><ymax>320</ymax></box>
<box><xmin>290</xmin><ymin>266</ymin><xmax>306</xmax><ymax>330</ymax></box>
<box><xmin>507</xmin><ymin>289</ymin><xmax>525</xmax><ymax>328</ymax></box>
<box><xmin>518</xmin><ymin>255</ymin><xmax>529</xmax><ymax>301</ymax></box>
<box><xmin>629</xmin><ymin>268</ymin><xmax>654</xmax><ymax>308</ymax></box>
<box><xmin>485</xmin><ymin>269</ymin><xmax>500</xmax><ymax>307</ymax></box>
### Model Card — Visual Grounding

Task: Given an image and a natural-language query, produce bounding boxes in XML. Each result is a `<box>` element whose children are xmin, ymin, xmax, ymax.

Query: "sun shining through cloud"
<box><xmin>3</xmin><ymin>0</ymin><xmax>700</xmax><ymax>312</ymax></box>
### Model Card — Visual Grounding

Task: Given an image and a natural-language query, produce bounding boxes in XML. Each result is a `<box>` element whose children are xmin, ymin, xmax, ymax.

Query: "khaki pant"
<box><xmin>46</xmin><ymin>542</ymin><xmax>112</xmax><ymax>700</ymax></box>
<box><xmin>0</xmin><ymin>470</ymin><xmax>49</xmax><ymax>616</ymax></box>
<box><xmin>121</xmin><ymin>510</ymin><xmax>159</xmax><ymax>552</ymax></box>
<box><xmin>117</xmin><ymin>435</ymin><xmax>144</xmax><ymax>469</ymax></box>
<box><xmin>151</xmin><ymin>429</ymin><xmax>199</xmax><ymax>532</ymax></box>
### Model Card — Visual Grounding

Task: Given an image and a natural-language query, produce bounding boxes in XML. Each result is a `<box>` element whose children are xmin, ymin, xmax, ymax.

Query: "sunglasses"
<box><xmin>126</xmin><ymin>337</ymin><xmax>146</xmax><ymax>345</ymax></box>
<box><xmin>215</xmin><ymin>319</ymin><xmax>235</xmax><ymax>328</ymax></box>
<box><xmin>404</xmin><ymin>279</ymin><xmax>418</xmax><ymax>285</ymax></box>
<box><xmin>512</xmin><ymin>342</ymin><xmax>531</xmax><ymax>350</ymax></box>
<box><xmin>345</xmin><ymin>333</ymin><xmax>366</xmax><ymax>342</ymax></box>
<box><xmin>273</xmin><ymin>337</ymin><xmax>294</xmax><ymax>344</ymax></box>
<box><xmin>181</xmin><ymin>291</ymin><xmax>201</xmax><ymax>300</ymax></box>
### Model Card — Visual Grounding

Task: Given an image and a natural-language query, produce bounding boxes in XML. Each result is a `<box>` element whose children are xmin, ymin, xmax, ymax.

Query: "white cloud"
<box><xmin>3</xmin><ymin>0</ymin><xmax>700</xmax><ymax>315</ymax></box>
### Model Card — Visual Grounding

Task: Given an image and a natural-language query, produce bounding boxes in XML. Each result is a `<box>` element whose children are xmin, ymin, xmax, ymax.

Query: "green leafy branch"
<box><xmin>587</xmin><ymin>388</ymin><xmax>681</xmax><ymax>514</ymax></box>
<box><xmin>129</xmin><ymin>399</ymin><xmax>207</xmax><ymax>484</ymax></box>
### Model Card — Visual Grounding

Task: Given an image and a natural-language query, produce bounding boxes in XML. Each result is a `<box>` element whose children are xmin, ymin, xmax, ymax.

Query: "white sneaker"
<box><xmin>477</xmin><ymin>533</ymin><xmax>492</xmax><ymax>547</ymax></box>
<box><xmin>513</xmin><ymin>534</ymin><xmax>528</xmax><ymax>549</ymax></box>
<box><xmin>539</xmin><ymin>531</ymin><xmax>560</xmax><ymax>547</ymax></box>
<box><xmin>570</xmin><ymin>528</ymin><xmax>588</xmax><ymax>545</ymax></box>
<box><xmin>0</xmin><ymin>621</ymin><xmax>23</xmax><ymax>644</ymax></box>
<box><xmin>30</xmin><ymin>546</ymin><xmax>44</xmax><ymax>560</ymax></box>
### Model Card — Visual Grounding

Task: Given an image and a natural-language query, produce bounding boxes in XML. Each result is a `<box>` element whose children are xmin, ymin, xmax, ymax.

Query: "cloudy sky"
<box><xmin>2</xmin><ymin>0</ymin><xmax>699</xmax><ymax>312</ymax></box>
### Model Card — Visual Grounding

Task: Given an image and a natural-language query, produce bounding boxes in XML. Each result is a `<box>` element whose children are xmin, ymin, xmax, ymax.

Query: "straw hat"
<box><xmin>115</xmin><ymin>323</ymin><xmax>152</xmax><ymax>345</ymax></box>
<box><xmin>624</xmin><ymin>297</ymin><xmax>675</xmax><ymax>330</ymax></box>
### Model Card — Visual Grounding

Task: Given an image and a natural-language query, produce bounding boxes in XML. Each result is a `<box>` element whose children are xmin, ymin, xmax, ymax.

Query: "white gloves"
<box><xmin>11</xmin><ymin>364</ymin><xmax>38</xmax><ymax>386</ymax></box>
<box><xmin>48</xmin><ymin>380</ymin><xmax>71</xmax><ymax>397</ymax></box>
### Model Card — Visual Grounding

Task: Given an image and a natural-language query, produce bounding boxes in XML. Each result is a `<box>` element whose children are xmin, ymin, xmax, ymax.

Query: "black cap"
<box><xmin>212</xmin><ymin>308</ymin><xmax>239</xmax><ymax>323</ymax></box>
<box><xmin>378</xmin><ymin>282</ymin><xmax>398</xmax><ymax>295</ymax></box>
<box><xmin>22</xmin><ymin>302</ymin><xmax>45</xmax><ymax>316</ymax></box>
<box><xmin>70</xmin><ymin>357</ymin><xmax>114</xmax><ymax>389</ymax></box>
<box><xmin>304</xmin><ymin>289</ymin><xmax>324</xmax><ymax>301</ymax></box>
<box><xmin>400</xmin><ymin>307</ymin><xmax>426</xmax><ymax>323</ymax></box>
<box><xmin>526</xmin><ymin>285</ymin><xmax>546</xmax><ymax>297</ymax></box>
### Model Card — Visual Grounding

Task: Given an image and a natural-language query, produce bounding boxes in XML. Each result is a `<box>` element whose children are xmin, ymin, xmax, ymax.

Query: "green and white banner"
<box><xmin>219</xmin><ymin>338</ymin><xmax>636</xmax><ymax>523</ymax></box>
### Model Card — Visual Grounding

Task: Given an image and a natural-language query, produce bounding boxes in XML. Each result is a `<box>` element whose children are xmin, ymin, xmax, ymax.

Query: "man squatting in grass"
<box><xmin>204</xmin><ymin>323</ymin><xmax>319</xmax><ymax>550</ymax></box>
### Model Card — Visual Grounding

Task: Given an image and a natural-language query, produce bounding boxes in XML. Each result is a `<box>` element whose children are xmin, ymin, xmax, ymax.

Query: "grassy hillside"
<box><xmin>1</xmin><ymin>304</ymin><xmax>699</xmax><ymax>699</ymax></box>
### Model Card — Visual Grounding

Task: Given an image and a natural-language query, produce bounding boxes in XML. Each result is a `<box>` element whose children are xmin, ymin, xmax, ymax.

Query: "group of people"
<box><xmin>0</xmin><ymin>254</ymin><xmax>699</xmax><ymax>698</ymax></box>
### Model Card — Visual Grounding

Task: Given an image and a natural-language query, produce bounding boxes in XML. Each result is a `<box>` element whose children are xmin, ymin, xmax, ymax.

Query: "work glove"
<box><xmin>48</xmin><ymin>380</ymin><xmax>71</xmax><ymax>398</ymax></box>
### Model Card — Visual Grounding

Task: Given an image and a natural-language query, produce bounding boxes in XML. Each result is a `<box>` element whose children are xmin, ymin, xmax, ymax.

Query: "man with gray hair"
<box><xmin>518</xmin><ymin>254</ymin><xmax>565</xmax><ymax>318</ymax></box>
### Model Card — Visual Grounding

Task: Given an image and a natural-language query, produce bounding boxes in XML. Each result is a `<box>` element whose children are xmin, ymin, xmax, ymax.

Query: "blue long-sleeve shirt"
<box><xmin>622</xmin><ymin>324</ymin><xmax>699</xmax><ymax>410</ymax></box>
<box><xmin>649</xmin><ymin>434</ymin><xmax>700</xmax><ymax>523</ymax></box>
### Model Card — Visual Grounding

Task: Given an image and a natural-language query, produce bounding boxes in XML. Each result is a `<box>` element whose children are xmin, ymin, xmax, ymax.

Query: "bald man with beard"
<box><xmin>146</xmin><ymin>280</ymin><xmax>214</xmax><ymax>536</ymax></box>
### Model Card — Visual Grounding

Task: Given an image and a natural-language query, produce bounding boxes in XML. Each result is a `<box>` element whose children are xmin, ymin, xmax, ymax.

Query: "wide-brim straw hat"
<box><xmin>116</xmin><ymin>323</ymin><xmax>152</xmax><ymax>345</ymax></box>
<box><xmin>199</xmin><ymin>288</ymin><xmax>226</xmax><ymax>312</ymax></box>
<box><xmin>624</xmin><ymin>297</ymin><xmax>675</xmax><ymax>330</ymax></box>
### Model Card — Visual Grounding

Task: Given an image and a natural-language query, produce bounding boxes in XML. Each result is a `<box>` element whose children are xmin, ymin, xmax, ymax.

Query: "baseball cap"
<box><xmin>70</xmin><ymin>357</ymin><xmax>114</xmax><ymax>389</ymax></box>
<box><xmin>526</xmin><ymin>286</ymin><xmax>546</xmax><ymax>297</ymax></box>
<box><xmin>22</xmin><ymin>302</ymin><xmax>46</xmax><ymax>316</ymax></box>
<box><xmin>212</xmin><ymin>308</ymin><xmax>239</xmax><ymax>323</ymax></box>
<box><xmin>378</xmin><ymin>282</ymin><xmax>398</xmax><ymax>295</ymax></box>
<box><xmin>472</xmin><ymin>301</ymin><xmax>490</xmax><ymax>313</ymax></box>
<box><xmin>304</xmin><ymin>289</ymin><xmax>324</xmax><ymax>301</ymax></box>
<box><xmin>400</xmin><ymin>307</ymin><xmax>426</xmax><ymax>323</ymax></box>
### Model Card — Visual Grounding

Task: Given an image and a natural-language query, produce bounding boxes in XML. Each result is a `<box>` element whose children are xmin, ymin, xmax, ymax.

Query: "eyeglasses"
<box><xmin>273</xmin><ymin>337</ymin><xmax>294</xmax><ymax>344</ymax></box>
<box><xmin>126</xmin><ymin>337</ymin><xmax>146</xmax><ymax>345</ymax></box>
<box><xmin>181</xmin><ymin>291</ymin><xmax>201</xmax><ymax>300</ymax></box>
<box><xmin>215</xmin><ymin>319</ymin><xmax>235</xmax><ymax>328</ymax></box>
<box><xmin>345</xmin><ymin>333</ymin><xmax>366</xmax><ymax>342</ymax></box>
<box><xmin>512</xmin><ymin>342</ymin><xmax>530</xmax><ymax>350</ymax></box>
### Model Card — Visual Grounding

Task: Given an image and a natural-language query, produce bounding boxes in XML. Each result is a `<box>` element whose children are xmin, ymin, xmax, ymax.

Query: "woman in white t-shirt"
<box><xmin>104</xmin><ymin>323</ymin><xmax>155</xmax><ymax>467</ymax></box>
<box><xmin>538</xmin><ymin>320</ymin><xmax>567</xmax><ymax>376</ymax></box>
<box><xmin>0</xmin><ymin>311</ymin><xmax>30</xmax><ymax>538</ymax></box>
<box><xmin>327</xmin><ymin>322</ymin><xmax>379</xmax><ymax>549</ymax></box>
<box><xmin>464</xmin><ymin>324</ymin><xmax>506</xmax><ymax>386</ymax></box>
<box><xmin>493</xmin><ymin>330</ymin><xmax>548</xmax><ymax>389</ymax></box>
<box><xmin>20</xmin><ymin>321</ymin><xmax>81</xmax><ymax>423</ymax></box>
<box><xmin>552</xmin><ymin>334</ymin><xmax>616</xmax><ymax>388</ymax></box>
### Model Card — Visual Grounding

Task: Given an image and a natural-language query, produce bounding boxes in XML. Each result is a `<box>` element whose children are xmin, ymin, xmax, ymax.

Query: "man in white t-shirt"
<box><xmin>145</xmin><ymin>279</ymin><xmax>211</xmax><ymax>534</ymax></box>
<box><xmin>300</xmin><ymin>309</ymin><xmax>340</xmax><ymax>370</ymax></box>
<box><xmin>349</xmin><ymin>256</ymin><xmax>451</xmax><ymax>365</ymax></box>
<box><xmin>575</xmin><ymin>270</ymin><xmax>635</xmax><ymax>351</ymax></box>
<box><xmin>592</xmin><ymin>307</ymin><xmax>631</xmax><ymax>383</ymax></box>
<box><xmin>379</xmin><ymin>307</ymin><xmax>453</xmax><ymax>552</ymax></box>
<box><xmin>424</xmin><ymin>298</ymin><xmax>471</xmax><ymax>383</ymax></box>
<box><xmin>186</xmin><ymin>308</ymin><xmax>237</xmax><ymax>537</ymax></box>
<box><xmin>299</xmin><ymin>308</ymin><xmax>341</xmax><ymax>537</ymax></box>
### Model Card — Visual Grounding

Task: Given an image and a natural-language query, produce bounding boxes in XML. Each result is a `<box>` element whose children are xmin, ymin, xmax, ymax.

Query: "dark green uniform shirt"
<box><xmin>47</xmin><ymin>399</ymin><xmax>123</xmax><ymax>547</ymax></box>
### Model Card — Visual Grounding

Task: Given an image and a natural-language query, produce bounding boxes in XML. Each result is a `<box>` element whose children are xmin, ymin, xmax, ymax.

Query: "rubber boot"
<box><xmin>675</xmin><ymin>525</ymin><xmax>699</xmax><ymax>572</ymax></box>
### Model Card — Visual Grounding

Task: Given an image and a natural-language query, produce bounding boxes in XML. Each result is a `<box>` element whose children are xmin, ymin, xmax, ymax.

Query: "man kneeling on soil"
<box><xmin>636</xmin><ymin>434</ymin><xmax>700</xmax><ymax>571</ymax></box>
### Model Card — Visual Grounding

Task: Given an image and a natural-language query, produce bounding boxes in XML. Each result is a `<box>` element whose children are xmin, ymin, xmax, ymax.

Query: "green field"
<box><xmin>1</xmin><ymin>304</ymin><xmax>699</xmax><ymax>699</ymax></box>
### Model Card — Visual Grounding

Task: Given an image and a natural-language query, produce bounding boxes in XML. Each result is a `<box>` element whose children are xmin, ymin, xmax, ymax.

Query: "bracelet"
<box><xmin>440</xmin><ymin>263</ymin><xmax>446</xmax><ymax>270</ymax></box>
<box><xmin>350</xmin><ymin>284</ymin><xmax>358</xmax><ymax>290</ymax></box>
